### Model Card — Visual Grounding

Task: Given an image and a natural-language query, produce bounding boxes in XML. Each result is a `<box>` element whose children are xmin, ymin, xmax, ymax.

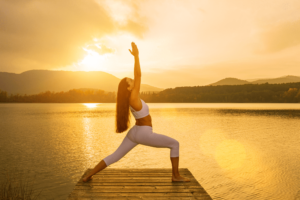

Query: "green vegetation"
<box><xmin>1</xmin><ymin>82</ymin><xmax>300</xmax><ymax>103</ymax></box>
<box><xmin>0</xmin><ymin>169</ymin><xmax>42</xmax><ymax>200</ymax></box>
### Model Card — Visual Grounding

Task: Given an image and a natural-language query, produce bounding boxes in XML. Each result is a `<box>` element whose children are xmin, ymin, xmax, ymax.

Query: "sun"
<box><xmin>79</xmin><ymin>48</ymin><xmax>106</xmax><ymax>72</ymax></box>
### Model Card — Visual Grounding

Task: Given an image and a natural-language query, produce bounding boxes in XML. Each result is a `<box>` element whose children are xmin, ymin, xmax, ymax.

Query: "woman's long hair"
<box><xmin>116</xmin><ymin>77</ymin><xmax>131</xmax><ymax>133</ymax></box>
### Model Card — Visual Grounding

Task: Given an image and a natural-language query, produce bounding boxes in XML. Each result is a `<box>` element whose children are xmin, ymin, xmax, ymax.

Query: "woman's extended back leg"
<box><xmin>83</xmin><ymin>135</ymin><xmax>138</xmax><ymax>182</ymax></box>
<box><xmin>103</xmin><ymin>136</ymin><xmax>138</xmax><ymax>166</ymax></box>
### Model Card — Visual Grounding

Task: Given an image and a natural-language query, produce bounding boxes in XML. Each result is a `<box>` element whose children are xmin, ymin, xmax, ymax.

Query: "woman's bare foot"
<box><xmin>82</xmin><ymin>175</ymin><xmax>93</xmax><ymax>182</ymax></box>
<box><xmin>172</xmin><ymin>174</ymin><xmax>191</xmax><ymax>182</ymax></box>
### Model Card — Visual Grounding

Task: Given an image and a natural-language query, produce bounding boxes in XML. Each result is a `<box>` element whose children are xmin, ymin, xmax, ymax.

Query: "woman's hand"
<box><xmin>129</xmin><ymin>42</ymin><xmax>139</xmax><ymax>57</ymax></box>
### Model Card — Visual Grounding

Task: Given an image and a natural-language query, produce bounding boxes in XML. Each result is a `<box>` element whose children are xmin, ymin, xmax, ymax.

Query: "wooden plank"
<box><xmin>192</xmin><ymin>193</ymin><xmax>213</xmax><ymax>200</ymax></box>
<box><xmin>69</xmin><ymin>192</ymin><xmax>195</xmax><ymax>197</ymax></box>
<box><xmin>95</xmin><ymin>171</ymin><xmax>185</xmax><ymax>173</ymax></box>
<box><xmin>67</xmin><ymin>168</ymin><xmax>212</xmax><ymax>200</ymax></box>
<box><xmin>101</xmin><ymin>168</ymin><xmax>189</xmax><ymax>171</ymax></box>
<box><xmin>92</xmin><ymin>172</ymin><xmax>193</xmax><ymax>176</ymax></box>
<box><xmin>85</xmin><ymin>171</ymin><xmax>190</xmax><ymax>175</ymax></box>
<box><xmin>76</xmin><ymin>182</ymin><xmax>201</xmax><ymax>186</ymax></box>
<box><xmin>86</xmin><ymin>176</ymin><xmax>195</xmax><ymax>180</ymax></box>
<box><xmin>97</xmin><ymin>170</ymin><xmax>190</xmax><ymax>173</ymax></box>
<box><xmin>91</xmin><ymin>173</ymin><xmax>191</xmax><ymax>177</ymax></box>
<box><xmin>72</xmin><ymin>188</ymin><xmax>205</xmax><ymax>193</ymax></box>
<box><xmin>74</xmin><ymin>186</ymin><xmax>205</xmax><ymax>190</ymax></box>
<box><xmin>68</xmin><ymin>197</ymin><xmax>197</xmax><ymax>200</ymax></box>
<box><xmin>89</xmin><ymin>175</ymin><xmax>194</xmax><ymax>179</ymax></box>
<box><xmin>73</xmin><ymin>186</ymin><xmax>206</xmax><ymax>194</ymax></box>
<box><xmin>77</xmin><ymin>179</ymin><xmax>198</xmax><ymax>183</ymax></box>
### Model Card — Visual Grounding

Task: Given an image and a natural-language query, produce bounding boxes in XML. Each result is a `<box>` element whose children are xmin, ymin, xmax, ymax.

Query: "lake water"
<box><xmin>1</xmin><ymin>103</ymin><xmax>300</xmax><ymax>200</ymax></box>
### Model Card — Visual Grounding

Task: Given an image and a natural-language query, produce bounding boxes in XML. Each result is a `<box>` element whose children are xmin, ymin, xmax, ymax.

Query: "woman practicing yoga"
<box><xmin>82</xmin><ymin>42</ymin><xmax>190</xmax><ymax>182</ymax></box>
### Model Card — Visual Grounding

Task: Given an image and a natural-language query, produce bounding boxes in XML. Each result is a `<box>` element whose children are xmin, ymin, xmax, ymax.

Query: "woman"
<box><xmin>82</xmin><ymin>42</ymin><xmax>190</xmax><ymax>182</ymax></box>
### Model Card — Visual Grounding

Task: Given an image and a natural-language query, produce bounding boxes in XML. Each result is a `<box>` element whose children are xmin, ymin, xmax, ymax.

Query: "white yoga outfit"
<box><xmin>103</xmin><ymin>99</ymin><xmax>180</xmax><ymax>166</ymax></box>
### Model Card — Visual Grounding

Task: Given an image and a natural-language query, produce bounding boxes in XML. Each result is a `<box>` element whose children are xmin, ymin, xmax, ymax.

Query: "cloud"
<box><xmin>0</xmin><ymin>0</ymin><xmax>147</xmax><ymax>72</ymax></box>
<box><xmin>119</xmin><ymin>19</ymin><xmax>148</xmax><ymax>38</ymax></box>
<box><xmin>255</xmin><ymin>19</ymin><xmax>300</xmax><ymax>53</ymax></box>
<box><xmin>87</xmin><ymin>44</ymin><xmax>115</xmax><ymax>55</ymax></box>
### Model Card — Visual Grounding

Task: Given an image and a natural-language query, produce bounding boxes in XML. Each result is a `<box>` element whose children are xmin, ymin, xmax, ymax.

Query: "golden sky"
<box><xmin>1</xmin><ymin>0</ymin><xmax>300</xmax><ymax>88</ymax></box>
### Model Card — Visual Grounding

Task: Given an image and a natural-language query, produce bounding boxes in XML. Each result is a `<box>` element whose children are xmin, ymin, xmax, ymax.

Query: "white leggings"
<box><xmin>103</xmin><ymin>125</ymin><xmax>179</xmax><ymax>166</ymax></box>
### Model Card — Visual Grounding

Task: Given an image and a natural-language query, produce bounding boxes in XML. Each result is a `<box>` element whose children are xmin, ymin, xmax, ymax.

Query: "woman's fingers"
<box><xmin>129</xmin><ymin>49</ymin><xmax>134</xmax><ymax>55</ymax></box>
<box><xmin>129</xmin><ymin>42</ymin><xmax>138</xmax><ymax>56</ymax></box>
<box><xmin>131</xmin><ymin>42</ymin><xmax>137</xmax><ymax>48</ymax></box>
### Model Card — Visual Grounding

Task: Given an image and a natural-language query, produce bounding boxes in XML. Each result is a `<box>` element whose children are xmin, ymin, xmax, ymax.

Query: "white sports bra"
<box><xmin>129</xmin><ymin>99</ymin><xmax>149</xmax><ymax>119</ymax></box>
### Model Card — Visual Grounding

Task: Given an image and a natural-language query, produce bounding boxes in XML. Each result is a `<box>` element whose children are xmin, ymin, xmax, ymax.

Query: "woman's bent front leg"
<box><xmin>134</xmin><ymin>128</ymin><xmax>190</xmax><ymax>182</ymax></box>
<box><xmin>170</xmin><ymin>157</ymin><xmax>190</xmax><ymax>182</ymax></box>
<box><xmin>134</xmin><ymin>128</ymin><xmax>180</xmax><ymax>157</ymax></box>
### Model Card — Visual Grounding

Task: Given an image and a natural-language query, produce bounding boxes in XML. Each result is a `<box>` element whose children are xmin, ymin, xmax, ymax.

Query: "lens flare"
<box><xmin>215</xmin><ymin>139</ymin><xmax>247</xmax><ymax>170</ymax></box>
<box><xmin>199</xmin><ymin>129</ymin><xmax>227</xmax><ymax>156</ymax></box>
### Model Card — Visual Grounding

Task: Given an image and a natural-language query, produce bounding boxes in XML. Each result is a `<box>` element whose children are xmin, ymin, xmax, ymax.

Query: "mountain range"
<box><xmin>1</xmin><ymin>70</ymin><xmax>299</xmax><ymax>95</ymax></box>
<box><xmin>209</xmin><ymin>75</ymin><xmax>300</xmax><ymax>86</ymax></box>
<box><xmin>0</xmin><ymin>70</ymin><xmax>163</xmax><ymax>95</ymax></box>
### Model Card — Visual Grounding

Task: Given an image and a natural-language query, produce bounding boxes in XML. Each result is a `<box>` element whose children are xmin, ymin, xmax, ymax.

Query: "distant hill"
<box><xmin>209</xmin><ymin>75</ymin><xmax>300</xmax><ymax>86</ymax></box>
<box><xmin>209</xmin><ymin>78</ymin><xmax>250</xmax><ymax>86</ymax></box>
<box><xmin>251</xmin><ymin>75</ymin><xmax>300</xmax><ymax>84</ymax></box>
<box><xmin>0</xmin><ymin>70</ymin><xmax>163</xmax><ymax>95</ymax></box>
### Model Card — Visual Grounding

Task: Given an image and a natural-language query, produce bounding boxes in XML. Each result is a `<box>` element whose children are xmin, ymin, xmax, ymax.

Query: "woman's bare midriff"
<box><xmin>135</xmin><ymin>114</ymin><xmax>152</xmax><ymax>127</ymax></box>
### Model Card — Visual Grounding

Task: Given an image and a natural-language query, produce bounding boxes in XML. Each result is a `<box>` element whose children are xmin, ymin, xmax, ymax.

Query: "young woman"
<box><xmin>82</xmin><ymin>42</ymin><xmax>190</xmax><ymax>182</ymax></box>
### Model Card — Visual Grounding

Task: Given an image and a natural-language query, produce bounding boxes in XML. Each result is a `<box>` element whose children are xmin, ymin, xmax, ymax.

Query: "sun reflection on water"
<box><xmin>83</xmin><ymin>103</ymin><xmax>99</xmax><ymax>108</ymax></box>
<box><xmin>82</xmin><ymin>117</ymin><xmax>96</xmax><ymax>161</ymax></box>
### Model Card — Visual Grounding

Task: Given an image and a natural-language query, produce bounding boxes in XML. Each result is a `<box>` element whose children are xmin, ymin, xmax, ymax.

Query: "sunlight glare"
<box><xmin>79</xmin><ymin>48</ymin><xmax>107</xmax><ymax>72</ymax></box>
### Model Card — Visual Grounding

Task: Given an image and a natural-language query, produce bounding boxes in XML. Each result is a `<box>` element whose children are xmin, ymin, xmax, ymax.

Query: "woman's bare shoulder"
<box><xmin>129</xmin><ymin>95</ymin><xmax>142</xmax><ymax>111</ymax></box>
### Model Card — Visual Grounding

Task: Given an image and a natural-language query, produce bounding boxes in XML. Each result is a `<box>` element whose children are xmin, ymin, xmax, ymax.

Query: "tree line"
<box><xmin>1</xmin><ymin>82</ymin><xmax>300</xmax><ymax>103</ymax></box>
<box><xmin>140</xmin><ymin>82</ymin><xmax>300</xmax><ymax>103</ymax></box>
<box><xmin>0</xmin><ymin>89</ymin><xmax>115</xmax><ymax>103</ymax></box>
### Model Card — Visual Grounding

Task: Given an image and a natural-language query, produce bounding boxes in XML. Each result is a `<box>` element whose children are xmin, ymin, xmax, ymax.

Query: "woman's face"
<box><xmin>126</xmin><ymin>78</ymin><xmax>134</xmax><ymax>91</ymax></box>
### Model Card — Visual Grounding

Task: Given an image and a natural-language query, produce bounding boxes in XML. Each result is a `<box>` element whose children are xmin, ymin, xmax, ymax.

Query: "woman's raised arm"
<box><xmin>129</xmin><ymin>42</ymin><xmax>141</xmax><ymax>98</ymax></box>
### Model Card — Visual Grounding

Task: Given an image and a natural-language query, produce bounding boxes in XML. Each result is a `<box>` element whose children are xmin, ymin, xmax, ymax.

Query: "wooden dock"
<box><xmin>67</xmin><ymin>168</ymin><xmax>212</xmax><ymax>200</ymax></box>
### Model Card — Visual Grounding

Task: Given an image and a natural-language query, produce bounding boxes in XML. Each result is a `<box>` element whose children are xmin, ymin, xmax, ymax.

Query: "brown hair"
<box><xmin>115</xmin><ymin>77</ymin><xmax>131</xmax><ymax>133</ymax></box>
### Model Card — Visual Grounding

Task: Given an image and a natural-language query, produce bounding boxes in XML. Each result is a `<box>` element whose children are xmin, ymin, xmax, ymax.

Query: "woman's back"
<box><xmin>129</xmin><ymin>99</ymin><xmax>149</xmax><ymax>119</ymax></box>
<box><xmin>129</xmin><ymin>98</ymin><xmax>152</xmax><ymax>127</ymax></box>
